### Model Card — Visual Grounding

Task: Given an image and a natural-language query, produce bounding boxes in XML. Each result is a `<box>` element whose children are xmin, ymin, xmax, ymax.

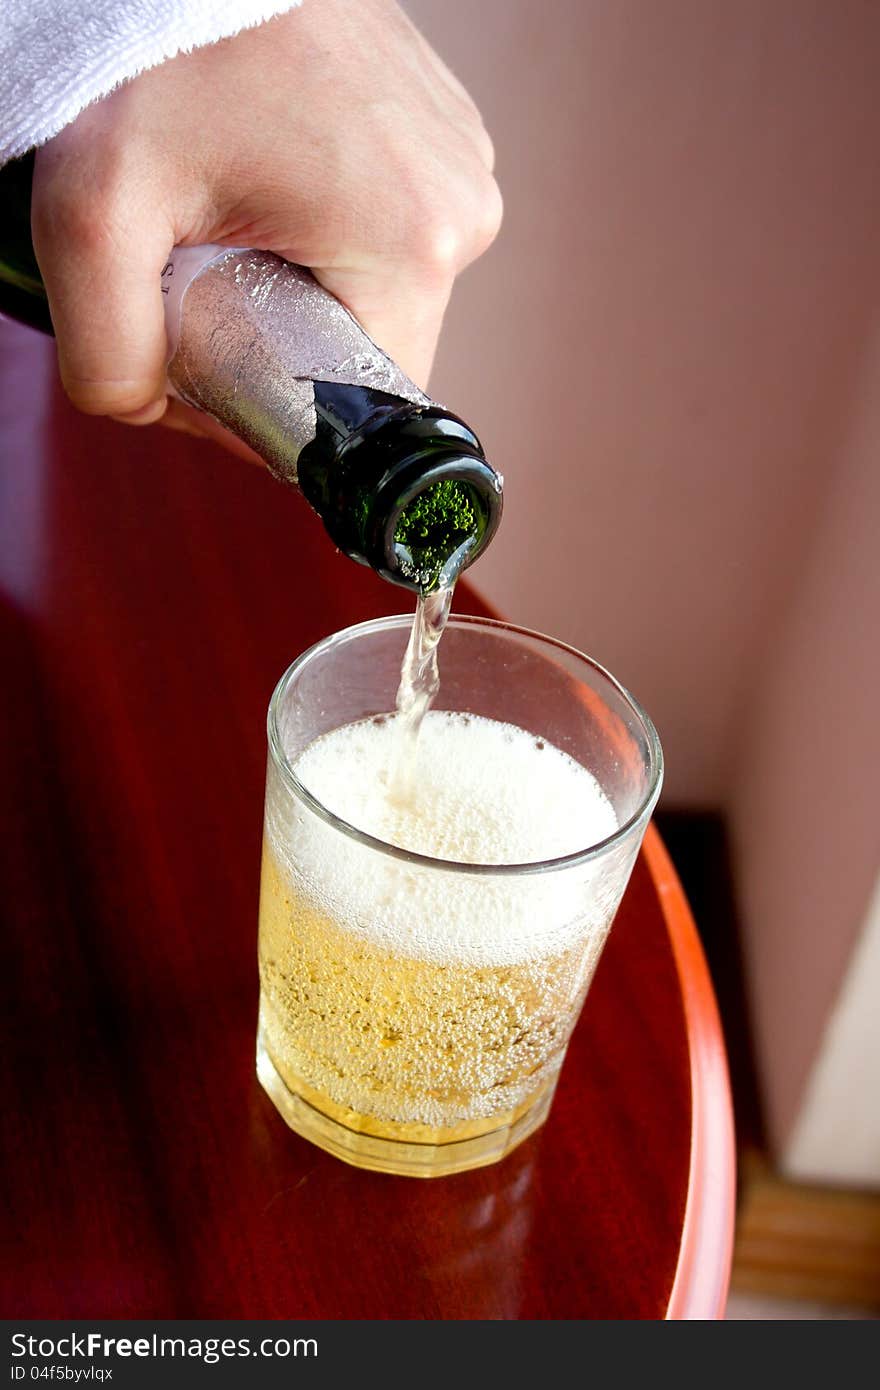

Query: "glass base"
<box><xmin>256</xmin><ymin>1030</ymin><xmax>555</xmax><ymax>1177</ymax></box>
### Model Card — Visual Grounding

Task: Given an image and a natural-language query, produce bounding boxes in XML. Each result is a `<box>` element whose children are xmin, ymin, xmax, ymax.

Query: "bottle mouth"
<box><xmin>301</xmin><ymin>398</ymin><xmax>505</xmax><ymax>592</ymax></box>
<box><xmin>378</xmin><ymin>455</ymin><xmax>503</xmax><ymax>592</ymax></box>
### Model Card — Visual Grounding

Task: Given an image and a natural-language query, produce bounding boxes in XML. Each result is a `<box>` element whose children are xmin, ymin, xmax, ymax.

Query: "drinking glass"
<box><xmin>257</xmin><ymin>615</ymin><xmax>663</xmax><ymax>1177</ymax></box>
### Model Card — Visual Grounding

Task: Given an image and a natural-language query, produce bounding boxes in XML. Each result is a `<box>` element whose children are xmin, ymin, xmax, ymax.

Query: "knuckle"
<box><xmin>472</xmin><ymin>175</ymin><xmax>504</xmax><ymax>253</ymax></box>
<box><xmin>404</xmin><ymin>172</ymin><xmax>502</xmax><ymax>277</ymax></box>
<box><xmin>461</xmin><ymin>104</ymin><xmax>496</xmax><ymax>173</ymax></box>
<box><xmin>476</xmin><ymin>126</ymin><xmax>496</xmax><ymax>174</ymax></box>
<box><xmin>396</xmin><ymin>193</ymin><xmax>464</xmax><ymax>278</ymax></box>
<box><xmin>398</xmin><ymin>168</ymin><xmax>502</xmax><ymax>277</ymax></box>
<box><xmin>33</xmin><ymin>147</ymin><xmax>142</xmax><ymax>265</ymax></box>
<box><xmin>415</xmin><ymin>217</ymin><xmax>464</xmax><ymax>276</ymax></box>
<box><xmin>31</xmin><ymin>180</ymin><xmax>89</xmax><ymax>254</ymax></box>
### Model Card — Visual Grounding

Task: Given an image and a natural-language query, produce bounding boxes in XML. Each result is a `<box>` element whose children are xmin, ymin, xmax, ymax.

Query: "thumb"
<box><xmin>31</xmin><ymin>150</ymin><xmax>170</xmax><ymax>422</ymax></box>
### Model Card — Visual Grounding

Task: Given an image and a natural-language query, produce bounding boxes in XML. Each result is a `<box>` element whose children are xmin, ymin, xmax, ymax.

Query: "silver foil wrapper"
<box><xmin>167</xmin><ymin>249</ymin><xmax>430</xmax><ymax>486</ymax></box>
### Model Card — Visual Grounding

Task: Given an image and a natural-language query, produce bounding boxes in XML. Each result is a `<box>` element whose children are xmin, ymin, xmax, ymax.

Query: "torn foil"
<box><xmin>167</xmin><ymin>249</ymin><xmax>430</xmax><ymax>486</ymax></box>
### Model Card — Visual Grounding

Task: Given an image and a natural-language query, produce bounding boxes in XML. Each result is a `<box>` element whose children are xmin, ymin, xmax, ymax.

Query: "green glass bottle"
<box><xmin>0</xmin><ymin>153</ymin><xmax>502</xmax><ymax>592</ymax></box>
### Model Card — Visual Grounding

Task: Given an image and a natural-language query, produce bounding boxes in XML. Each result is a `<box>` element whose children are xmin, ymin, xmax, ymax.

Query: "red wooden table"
<box><xmin>0</xmin><ymin>320</ymin><xmax>735</xmax><ymax>1320</ymax></box>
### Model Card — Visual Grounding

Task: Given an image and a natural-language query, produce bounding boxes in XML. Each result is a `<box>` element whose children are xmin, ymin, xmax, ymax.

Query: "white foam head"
<box><xmin>270</xmin><ymin>711</ymin><xmax>623</xmax><ymax>966</ymax></box>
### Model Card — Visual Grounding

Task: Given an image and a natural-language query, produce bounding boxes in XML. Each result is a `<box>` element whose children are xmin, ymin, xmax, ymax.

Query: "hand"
<box><xmin>30</xmin><ymin>0</ymin><xmax>501</xmax><ymax>457</ymax></box>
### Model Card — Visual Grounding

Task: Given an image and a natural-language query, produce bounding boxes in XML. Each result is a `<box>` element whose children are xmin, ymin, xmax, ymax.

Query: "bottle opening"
<box><xmin>392</xmin><ymin>478</ymin><xmax>483</xmax><ymax>591</ymax></box>
<box><xmin>388</xmin><ymin>457</ymin><xmax>503</xmax><ymax>593</ymax></box>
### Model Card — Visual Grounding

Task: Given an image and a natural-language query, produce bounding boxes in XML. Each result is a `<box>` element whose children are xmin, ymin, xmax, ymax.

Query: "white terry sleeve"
<box><xmin>0</xmin><ymin>0</ymin><xmax>303</xmax><ymax>164</ymax></box>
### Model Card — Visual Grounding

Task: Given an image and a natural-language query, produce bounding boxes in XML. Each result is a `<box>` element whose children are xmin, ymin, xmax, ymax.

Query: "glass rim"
<box><xmin>266</xmin><ymin>613</ymin><xmax>664</xmax><ymax>878</ymax></box>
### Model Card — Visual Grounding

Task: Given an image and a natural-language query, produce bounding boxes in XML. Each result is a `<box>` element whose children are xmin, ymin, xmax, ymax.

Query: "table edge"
<box><xmin>640</xmin><ymin>824</ymin><xmax>736</xmax><ymax>1319</ymax></box>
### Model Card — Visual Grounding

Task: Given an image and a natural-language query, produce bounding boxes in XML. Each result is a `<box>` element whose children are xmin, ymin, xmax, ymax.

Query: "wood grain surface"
<box><xmin>0</xmin><ymin>321</ymin><xmax>733</xmax><ymax>1319</ymax></box>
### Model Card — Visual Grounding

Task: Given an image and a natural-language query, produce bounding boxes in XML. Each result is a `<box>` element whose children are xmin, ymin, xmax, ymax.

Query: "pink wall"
<box><xmin>406</xmin><ymin>0</ymin><xmax>880</xmax><ymax>1153</ymax></box>
<box><xmin>409</xmin><ymin>0</ymin><xmax>880</xmax><ymax>804</ymax></box>
<box><xmin>728</xmin><ymin>328</ymin><xmax>880</xmax><ymax>1151</ymax></box>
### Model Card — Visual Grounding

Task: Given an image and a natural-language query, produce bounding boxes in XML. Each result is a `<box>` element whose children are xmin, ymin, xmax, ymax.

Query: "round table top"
<box><xmin>0</xmin><ymin>320</ymin><xmax>734</xmax><ymax>1321</ymax></box>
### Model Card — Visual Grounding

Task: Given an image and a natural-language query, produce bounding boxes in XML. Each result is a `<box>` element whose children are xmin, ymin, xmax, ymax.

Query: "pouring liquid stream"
<box><xmin>387</xmin><ymin>584</ymin><xmax>456</xmax><ymax>805</ymax></box>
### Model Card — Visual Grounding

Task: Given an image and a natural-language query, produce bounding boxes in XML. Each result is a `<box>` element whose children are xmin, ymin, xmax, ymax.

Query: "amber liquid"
<box><xmin>256</xmin><ymin>838</ymin><xmax>600</xmax><ymax>1175</ymax></box>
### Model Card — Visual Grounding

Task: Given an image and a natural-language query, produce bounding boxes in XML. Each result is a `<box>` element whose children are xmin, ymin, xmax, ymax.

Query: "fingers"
<box><xmin>308</xmin><ymin>175</ymin><xmax>503</xmax><ymax>389</ymax></box>
<box><xmin>31</xmin><ymin>140</ymin><xmax>172</xmax><ymax>421</ymax></box>
<box><xmin>406</xmin><ymin>25</ymin><xmax>496</xmax><ymax>171</ymax></box>
<box><xmin>311</xmin><ymin>264</ymin><xmax>451</xmax><ymax>392</ymax></box>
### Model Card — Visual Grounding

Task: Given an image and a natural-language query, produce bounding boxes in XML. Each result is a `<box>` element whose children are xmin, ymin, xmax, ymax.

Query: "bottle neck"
<box><xmin>168</xmin><ymin>250</ymin><xmax>502</xmax><ymax>591</ymax></box>
<box><xmin>298</xmin><ymin>391</ymin><xmax>503</xmax><ymax>592</ymax></box>
<box><xmin>166</xmin><ymin>247</ymin><xmax>431</xmax><ymax>488</ymax></box>
<box><xmin>0</xmin><ymin>151</ymin><xmax>53</xmax><ymax>334</ymax></box>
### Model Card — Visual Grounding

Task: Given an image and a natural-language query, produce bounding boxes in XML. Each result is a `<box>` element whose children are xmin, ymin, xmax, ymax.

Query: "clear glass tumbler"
<box><xmin>257</xmin><ymin>615</ymin><xmax>663</xmax><ymax>1177</ymax></box>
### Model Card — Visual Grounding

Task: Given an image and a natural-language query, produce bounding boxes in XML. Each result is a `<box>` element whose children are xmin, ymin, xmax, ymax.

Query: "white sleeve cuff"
<box><xmin>0</xmin><ymin>0</ymin><xmax>303</xmax><ymax>164</ymax></box>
